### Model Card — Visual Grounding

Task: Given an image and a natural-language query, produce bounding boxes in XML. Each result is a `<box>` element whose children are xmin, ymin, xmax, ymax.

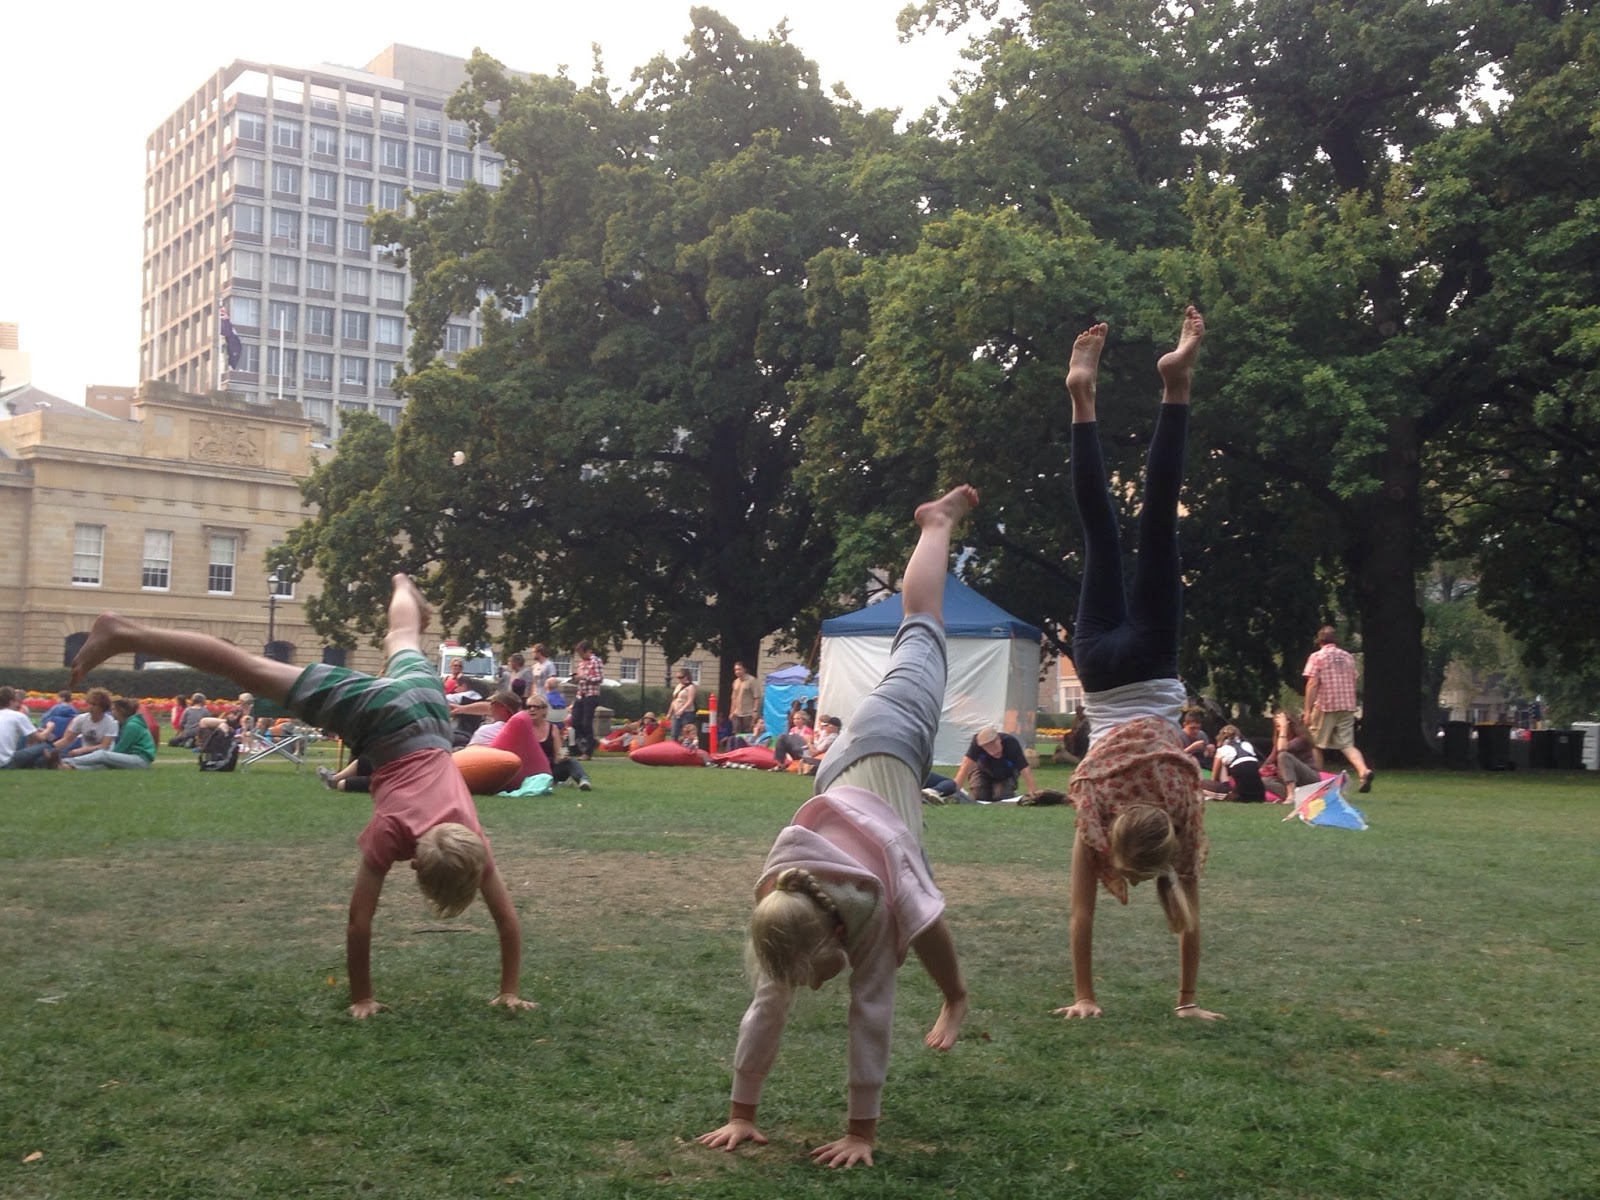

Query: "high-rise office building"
<box><xmin>141</xmin><ymin>45</ymin><xmax>507</xmax><ymax>439</ymax></box>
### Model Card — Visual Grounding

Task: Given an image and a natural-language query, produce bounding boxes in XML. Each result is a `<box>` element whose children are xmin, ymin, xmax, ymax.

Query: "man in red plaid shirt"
<box><xmin>571</xmin><ymin>640</ymin><xmax>605</xmax><ymax>760</ymax></box>
<box><xmin>1302</xmin><ymin>626</ymin><xmax>1373</xmax><ymax>793</ymax></box>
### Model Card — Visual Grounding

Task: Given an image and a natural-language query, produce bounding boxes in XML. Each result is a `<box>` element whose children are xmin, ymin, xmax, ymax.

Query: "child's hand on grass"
<box><xmin>489</xmin><ymin>993</ymin><xmax>538</xmax><ymax>1011</ymax></box>
<box><xmin>697</xmin><ymin>1119</ymin><xmax>768</xmax><ymax>1152</ymax></box>
<box><xmin>348</xmin><ymin>998</ymin><xmax>387</xmax><ymax>1019</ymax></box>
<box><xmin>811</xmin><ymin>1134</ymin><xmax>874</xmax><ymax>1168</ymax></box>
<box><xmin>1053</xmin><ymin>999</ymin><xmax>1103</xmax><ymax>1019</ymax></box>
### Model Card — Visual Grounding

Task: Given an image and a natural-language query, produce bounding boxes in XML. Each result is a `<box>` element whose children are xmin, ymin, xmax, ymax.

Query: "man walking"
<box><xmin>1302</xmin><ymin>625</ymin><xmax>1374</xmax><ymax>792</ymax></box>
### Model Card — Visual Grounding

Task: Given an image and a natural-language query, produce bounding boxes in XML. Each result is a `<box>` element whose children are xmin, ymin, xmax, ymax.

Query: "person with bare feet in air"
<box><xmin>1056</xmin><ymin>308</ymin><xmax>1226</xmax><ymax>1025</ymax></box>
<box><xmin>69</xmin><ymin>575</ymin><xmax>538</xmax><ymax>1019</ymax></box>
<box><xmin>698</xmin><ymin>487</ymin><xmax>976</xmax><ymax>1170</ymax></box>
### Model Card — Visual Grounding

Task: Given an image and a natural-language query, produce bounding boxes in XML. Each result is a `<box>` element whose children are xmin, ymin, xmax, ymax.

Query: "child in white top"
<box><xmin>698</xmin><ymin>487</ymin><xmax>976</xmax><ymax>1169</ymax></box>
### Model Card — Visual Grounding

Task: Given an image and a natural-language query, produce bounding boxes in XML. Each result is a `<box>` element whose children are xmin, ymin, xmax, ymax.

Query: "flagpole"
<box><xmin>277</xmin><ymin>316</ymin><xmax>286</xmax><ymax>402</ymax></box>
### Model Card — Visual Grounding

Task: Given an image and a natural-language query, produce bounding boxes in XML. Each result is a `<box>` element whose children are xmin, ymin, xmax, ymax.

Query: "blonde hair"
<box><xmin>1108</xmin><ymin>805</ymin><xmax>1197</xmax><ymax>934</ymax></box>
<box><xmin>413</xmin><ymin>823</ymin><xmax>488</xmax><ymax>917</ymax></box>
<box><xmin>747</xmin><ymin>867</ymin><xmax>842</xmax><ymax>988</ymax></box>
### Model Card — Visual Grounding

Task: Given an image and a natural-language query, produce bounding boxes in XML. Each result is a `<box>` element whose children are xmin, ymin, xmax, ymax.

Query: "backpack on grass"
<box><xmin>198</xmin><ymin>727</ymin><xmax>239</xmax><ymax>772</ymax></box>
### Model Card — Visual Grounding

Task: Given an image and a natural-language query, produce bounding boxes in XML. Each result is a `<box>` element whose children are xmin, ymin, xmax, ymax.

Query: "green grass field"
<box><xmin>2</xmin><ymin>750</ymin><xmax>1597</xmax><ymax>1199</ymax></box>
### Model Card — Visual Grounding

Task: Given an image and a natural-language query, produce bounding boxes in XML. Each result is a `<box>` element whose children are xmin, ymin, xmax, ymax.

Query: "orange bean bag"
<box><xmin>629</xmin><ymin>741</ymin><xmax>706</xmax><ymax>767</ymax></box>
<box><xmin>452</xmin><ymin>746</ymin><xmax>524</xmax><ymax>794</ymax></box>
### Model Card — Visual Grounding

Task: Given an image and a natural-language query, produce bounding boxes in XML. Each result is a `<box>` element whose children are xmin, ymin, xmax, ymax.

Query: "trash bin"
<box><xmin>1570</xmin><ymin>723</ymin><xmax>1599</xmax><ymax>770</ymax></box>
<box><xmin>1550</xmin><ymin>729</ymin><xmax>1584</xmax><ymax>770</ymax></box>
<box><xmin>1443</xmin><ymin>721</ymin><xmax>1473</xmax><ymax>769</ymax></box>
<box><xmin>1476</xmin><ymin>723</ymin><xmax>1512</xmax><ymax>771</ymax></box>
<box><xmin>594</xmin><ymin>706</ymin><xmax>613</xmax><ymax>738</ymax></box>
<box><xmin>1529</xmin><ymin>729</ymin><xmax>1556</xmax><ymax>769</ymax></box>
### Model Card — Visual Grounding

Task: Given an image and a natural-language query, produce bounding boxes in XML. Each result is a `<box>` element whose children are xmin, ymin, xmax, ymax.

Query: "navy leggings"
<box><xmin>1070</xmin><ymin>403</ymin><xmax>1189</xmax><ymax>693</ymax></box>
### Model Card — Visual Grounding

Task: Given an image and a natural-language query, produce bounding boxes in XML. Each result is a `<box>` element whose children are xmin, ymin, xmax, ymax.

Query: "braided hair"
<box><xmin>747</xmin><ymin>867</ymin><xmax>845</xmax><ymax>988</ymax></box>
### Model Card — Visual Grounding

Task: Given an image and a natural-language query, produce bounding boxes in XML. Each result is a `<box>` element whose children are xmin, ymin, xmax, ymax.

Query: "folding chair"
<box><xmin>241</xmin><ymin>731</ymin><xmax>308</xmax><ymax>771</ymax></box>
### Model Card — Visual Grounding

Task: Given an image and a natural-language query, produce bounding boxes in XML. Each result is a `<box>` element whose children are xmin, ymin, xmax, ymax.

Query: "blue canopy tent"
<box><xmin>762</xmin><ymin>663</ymin><xmax>818</xmax><ymax>738</ymax></box>
<box><xmin>818</xmin><ymin>575</ymin><xmax>1042</xmax><ymax>765</ymax></box>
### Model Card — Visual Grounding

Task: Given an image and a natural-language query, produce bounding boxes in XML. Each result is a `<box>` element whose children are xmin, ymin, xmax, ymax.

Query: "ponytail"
<box><xmin>1156</xmin><ymin>868</ymin><xmax>1198</xmax><ymax>934</ymax></box>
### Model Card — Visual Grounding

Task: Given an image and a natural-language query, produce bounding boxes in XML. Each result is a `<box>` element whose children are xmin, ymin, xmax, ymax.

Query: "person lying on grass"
<box><xmin>1057</xmin><ymin>308</ymin><xmax>1225</xmax><ymax>1024</ymax></box>
<box><xmin>69</xmin><ymin>574</ymin><xmax>537</xmax><ymax>1019</ymax></box>
<box><xmin>698</xmin><ymin>487</ymin><xmax>976</xmax><ymax>1169</ymax></box>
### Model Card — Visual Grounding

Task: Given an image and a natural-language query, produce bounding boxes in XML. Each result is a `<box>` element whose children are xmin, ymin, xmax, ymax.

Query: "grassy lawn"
<box><xmin>2</xmin><ymin>749</ymin><xmax>1597</xmax><ymax>1198</ymax></box>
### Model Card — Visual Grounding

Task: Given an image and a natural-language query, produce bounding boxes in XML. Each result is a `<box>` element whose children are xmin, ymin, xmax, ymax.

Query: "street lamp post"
<box><xmin>267</xmin><ymin>572</ymin><xmax>280</xmax><ymax>650</ymax></box>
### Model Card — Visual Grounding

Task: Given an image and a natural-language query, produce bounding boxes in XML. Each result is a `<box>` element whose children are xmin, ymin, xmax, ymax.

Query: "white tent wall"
<box><xmin>818</xmin><ymin>634</ymin><xmax>1039</xmax><ymax>767</ymax></box>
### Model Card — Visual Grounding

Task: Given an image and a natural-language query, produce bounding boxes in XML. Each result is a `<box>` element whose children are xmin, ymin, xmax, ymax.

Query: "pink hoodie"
<box><xmin>730</xmin><ymin>786</ymin><xmax>945</xmax><ymax>1119</ymax></box>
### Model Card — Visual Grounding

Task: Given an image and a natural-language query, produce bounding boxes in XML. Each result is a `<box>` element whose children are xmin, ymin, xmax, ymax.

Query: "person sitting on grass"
<box><xmin>55</xmin><ymin>687</ymin><xmax>117</xmax><ymax>759</ymax></box>
<box><xmin>522</xmin><ymin>694</ymin><xmax>592</xmax><ymax>791</ymax></box>
<box><xmin>1056</xmin><ymin>307</ymin><xmax>1225</xmax><ymax>1024</ymax></box>
<box><xmin>39</xmin><ymin>689</ymin><xmax>81</xmax><ymax>746</ymax></box>
<box><xmin>1202</xmin><ymin>725</ymin><xmax>1265</xmax><ymax>803</ymax></box>
<box><xmin>68</xmin><ymin>574</ymin><xmax>538</xmax><ymax>1019</ymax></box>
<box><xmin>1</xmin><ymin>686</ymin><xmax>58</xmax><ymax>769</ymax></box>
<box><xmin>62</xmin><ymin>697</ymin><xmax>156</xmax><ymax>770</ymax></box>
<box><xmin>698</xmin><ymin>487</ymin><xmax>976</xmax><ymax>1170</ymax></box>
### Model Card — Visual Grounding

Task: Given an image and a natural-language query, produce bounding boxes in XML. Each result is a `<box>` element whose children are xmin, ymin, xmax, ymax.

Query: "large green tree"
<box><xmin>279</xmin><ymin>11</ymin><xmax>922</xmax><ymax>703</ymax></box>
<box><xmin>824</xmin><ymin>0</ymin><xmax>1600</xmax><ymax>764</ymax></box>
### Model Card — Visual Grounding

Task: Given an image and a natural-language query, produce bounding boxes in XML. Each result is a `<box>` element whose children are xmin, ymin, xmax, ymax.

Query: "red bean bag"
<box><xmin>629</xmin><ymin>741</ymin><xmax>706</xmax><ymax>767</ymax></box>
<box><xmin>710</xmin><ymin>745</ymin><xmax>779</xmax><ymax>770</ymax></box>
<box><xmin>452</xmin><ymin>746</ymin><xmax>524</xmax><ymax>794</ymax></box>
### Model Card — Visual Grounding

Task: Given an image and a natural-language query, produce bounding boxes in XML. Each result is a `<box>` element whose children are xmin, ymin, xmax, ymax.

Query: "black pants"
<box><xmin>571</xmin><ymin>695</ymin><xmax>599</xmax><ymax>756</ymax></box>
<box><xmin>1070</xmin><ymin>404</ymin><xmax>1189</xmax><ymax>692</ymax></box>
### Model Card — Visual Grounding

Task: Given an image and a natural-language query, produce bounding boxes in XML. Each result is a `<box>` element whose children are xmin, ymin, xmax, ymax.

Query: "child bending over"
<box><xmin>70</xmin><ymin>574</ymin><xmax>537</xmax><ymax>1019</ymax></box>
<box><xmin>1057</xmin><ymin>308</ymin><xmax>1225</xmax><ymax>1023</ymax></box>
<box><xmin>698</xmin><ymin>487</ymin><xmax>975</xmax><ymax>1169</ymax></box>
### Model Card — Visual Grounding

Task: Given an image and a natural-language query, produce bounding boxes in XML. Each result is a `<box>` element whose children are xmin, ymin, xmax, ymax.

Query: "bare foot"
<box><xmin>915</xmin><ymin>485</ymin><xmax>979</xmax><ymax>530</ymax></box>
<box><xmin>69</xmin><ymin>612</ymin><xmax>141</xmax><ymax>686</ymax></box>
<box><xmin>925</xmin><ymin>994</ymin><xmax>968</xmax><ymax>1050</ymax></box>
<box><xmin>1156</xmin><ymin>305</ymin><xmax>1205</xmax><ymax>403</ymax></box>
<box><xmin>1065</xmin><ymin>322</ymin><xmax>1108</xmax><ymax>421</ymax></box>
<box><xmin>391</xmin><ymin>573</ymin><xmax>432</xmax><ymax>632</ymax></box>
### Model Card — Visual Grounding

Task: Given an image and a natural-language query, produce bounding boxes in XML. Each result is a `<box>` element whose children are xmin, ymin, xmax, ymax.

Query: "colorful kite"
<box><xmin>1283</xmin><ymin>772</ymin><xmax>1369</xmax><ymax>830</ymax></box>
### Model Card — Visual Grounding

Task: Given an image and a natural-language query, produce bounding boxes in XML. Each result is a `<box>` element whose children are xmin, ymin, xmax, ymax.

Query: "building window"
<box><xmin>232</xmin><ymin>157</ymin><xmax>265</xmax><ymax>190</ymax></box>
<box><xmin>269</xmin><ymin>255</ymin><xmax>298</xmax><ymax>286</ymax></box>
<box><xmin>271</xmin><ymin>209</ymin><xmax>299</xmax><ymax>244</ymax></box>
<box><xmin>307</xmin><ymin>214</ymin><xmax>335</xmax><ymax>247</ymax></box>
<box><xmin>345</xmin><ymin>176</ymin><xmax>372</xmax><ymax>207</ymax></box>
<box><xmin>377</xmin><ymin>271</ymin><xmax>405</xmax><ymax>303</ymax></box>
<box><xmin>306</xmin><ymin>261</ymin><xmax>334</xmax><ymax>294</ymax></box>
<box><xmin>552</xmin><ymin>655</ymin><xmax>572</xmax><ymax>677</ymax></box>
<box><xmin>270</xmin><ymin>574</ymin><xmax>296</xmax><ymax>600</ymax></box>
<box><xmin>273</xmin><ymin>119</ymin><xmax>302</xmax><ymax>150</ymax></box>
<box><xmin>447</xmin><ymin>151</ymin><xmax>471</xmax><ymax>183</ymax></box>
<box><xmin>342</xmin><ymin>357</ymin><xmax>369</xmax><ymax>386</ymax></box>
<box><xmin>233</xmin><ymin>249</ymin><xmax>263</xmax><ymax>280</ymax></box>
<box><xmin>683</xmin><ymin>661</ymin><xmax>703</xmax><ymax>684</ymax></box>
<box><xmin>377</xmin><ymin>403</ymin><xmax>401</xmax><ymax>427</ymax></box>
<box><xmin>309</xmin><ymin>170</ymin><xmax>338</xmax><ymax>202</ymax></box>
<box><xmin>377</xmin><ymin>181</ymin><xmax>406</xmax><ymax>211</ymax></box>
<box><xmin>375</xmin><ymin>360</ymin><xmax>399</xmax><ymax>389</ymax></box>
<box><xmin>208</xmin><ymin>535</ymin><xmax>237</xmax><ymax>594</ymax></box>
<box><xmin>380</xmin><ymin>138</ymin><xmax>407</xmax><ymax>169</ymax></box>
<box><xmin>414</xmin><ymin>144</ymin><xmax>440</xmax><ymax>175</ymax></box>
<box><xmin>444</xmin><ymin>324</ymin><xmax>471</xmax><ymax>353</ymax></box>
<box><xmin>266</xmin><ymin>346</ymin><xmax>297</xmax><ymax>380</ymax></box>
<box><xmin>448</xmin><ymin>120</ymin><xmax>469</xmax><ymax>140</ymax></box>
<box><xmin>304</xmin><ymin>351</ymin><xmax>333</xmax><ymax>383</ymax></box>
<box><xmin>72</xmin><ymin>524</ymin><xmax>105</xmax><ymax>586</ymax></box>
<box><xmin>306</xmin><ymin>306</ymin><xmax>334</xmax><ymax>337</ymax></box>
<box><xmin>343</xmin><ymin>266</ymin><xmax>370</xmax><ymax>298</ymax></box>
<box><xmin>481</xmin><ymin>159</ymin><xmax>502</xmax><ymax>186</ymax></box>
<box><xmin>415</xmin><ymin>112</ymin><xmax>441</xmax><ymax>135</ymax></box>
<box><xmin>235</xmin><ymin>343</ymin><xmax>261</xmax><ymax>373</ymax></box>
<box><xmin>343</xmin><ymin>220</ymin><xmax>370</xmax><ymax>252</ymax></box>
<box><xmin>272</xmin><ymin>164</ymin><xmax>300</xmax><ymax>196</ymax></box>
<box><xmin>228</xmin><ymin>295</ymin><xmax>261</xmax><ymax>328</ymax></box>
<box><xmin>310</xmin><ymin>125</ymin><xmax>338</xmax><ymax>156</ymax></box>
<box><xmin>321</xmin><ymin>646</ymin><xmax>349</xmax><ymax>666</ymax></box>
<box><xmin>345</xmin><ymin>131</ymin><xmax>372</xmax><ymax>165</ymax></box>
<box><xmin>233</xmin><ymin>203</ymin><xmax>263</xmax><ymax>235</ymax></box>
<box><xmin>342</xmin><ymin>311</ymin><xmax>369</xmax><ymax>342</ymax></box>
<box><xmin>268</xmin><ymin>300</ymin><xmax>297</xmax><ymax>335</ymax></box>
<box><xmin>236</xmin><ymin>112</ymin><xmax>266</xmax><ymax>142</ymax></box>
<box><xmin>375</xmin><ymin>315</ymin><xmax>404</xmax><ymax>347</ymax></box>
<box><xmin>620</xmin><ymin>656</ymin><xmax>640</xmax><ymax>683</ymax></box>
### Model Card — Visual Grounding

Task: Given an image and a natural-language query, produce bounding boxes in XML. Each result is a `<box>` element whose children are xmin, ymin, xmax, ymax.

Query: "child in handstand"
<box><xmin>70</xmin><ymin>574</ymin><xmax>538</xmax><ymax>1019</ymax></box>
<box><xmin>697</xmin><ymin>487</ymin><xmax>975</xmax><ymax>1170</ymax></box>
<box><xmin>1056</xmin><ymin>307</ymin><xmax>1225</xmax><ymax>1023</ymax></box>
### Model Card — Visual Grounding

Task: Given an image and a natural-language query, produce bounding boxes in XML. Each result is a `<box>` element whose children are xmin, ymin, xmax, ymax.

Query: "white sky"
<box><xmin>0</xmin><ymin>2</ymin><xmax>984</xmax><ymax>404</ymax></box>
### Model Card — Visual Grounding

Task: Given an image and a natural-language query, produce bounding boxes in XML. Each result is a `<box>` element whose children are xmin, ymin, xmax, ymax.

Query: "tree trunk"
<box><xmin>1347</xmin><ymin>420</ymin><xmax>1434</xmax><ymax>767</ymax></box>
<box><xmin>715</xmin><ymin>629</ymin><xmax>766</xmax><ymax>730</ymax></box>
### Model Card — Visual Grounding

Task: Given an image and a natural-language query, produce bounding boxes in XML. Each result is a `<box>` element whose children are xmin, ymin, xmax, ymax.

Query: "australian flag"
<box><xmin>220</xmin><ymin>308</ymin><xmax>242</xmax><ymax>368</ymax></box>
